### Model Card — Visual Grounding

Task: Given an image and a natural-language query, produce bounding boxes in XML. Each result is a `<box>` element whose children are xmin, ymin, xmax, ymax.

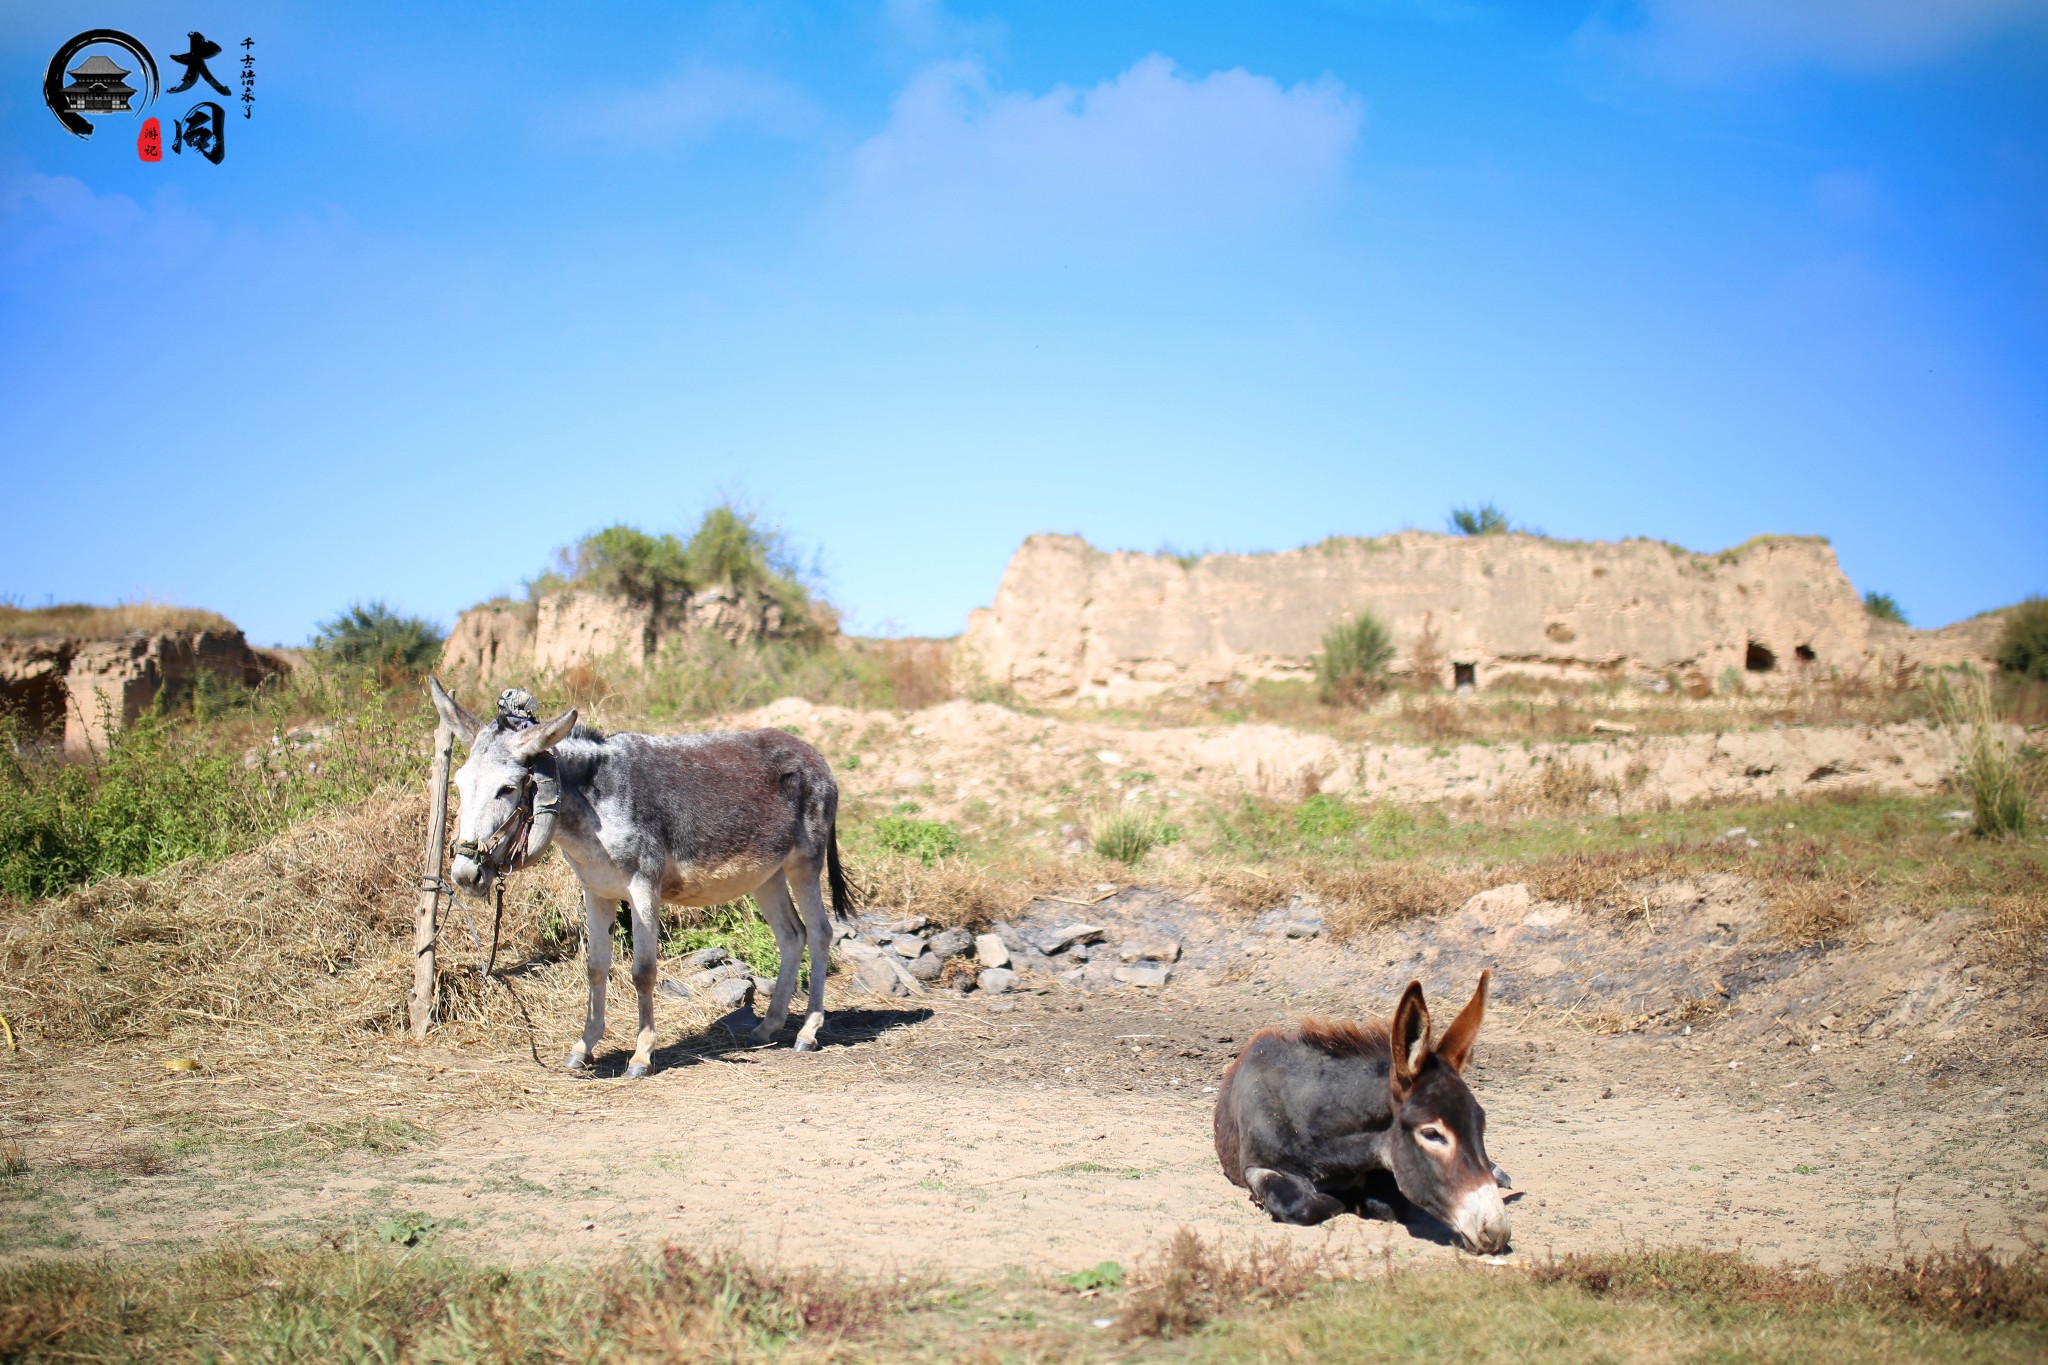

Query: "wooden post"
<box><xmin>409</xmin><ymin>721</ymin><xmax>455</xmax><ymax>1039</ymax></box>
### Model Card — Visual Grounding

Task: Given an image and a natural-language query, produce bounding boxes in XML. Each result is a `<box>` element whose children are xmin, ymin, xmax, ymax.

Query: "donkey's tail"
<box><xmin>825</xmin><ymin>813</ymin><xmax>854</xmax><ymax>921</ymax></box>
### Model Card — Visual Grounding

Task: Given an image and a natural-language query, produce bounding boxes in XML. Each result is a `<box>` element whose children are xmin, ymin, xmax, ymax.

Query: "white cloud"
<box><xmin>832</xmin><ymin>55</ymin><xmax>1364</xmax><ymax>264</ymax></box>
<box><xmin>563</xmin><ymin>65</ymin><xmax>817</xmax><ymax>150</ymax></box>
<box><xmin>1582</xmin><ymin>0</ymin><xmax>2048</xmax><ymax>78</ymax></box>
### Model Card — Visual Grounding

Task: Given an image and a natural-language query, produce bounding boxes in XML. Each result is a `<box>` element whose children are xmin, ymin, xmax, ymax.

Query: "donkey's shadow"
<box><xmin>1338</xmin><ymin>1171</ymin><xmax>1526</xmax><ymax>1251</ymax></box>
<box><xmin>586</xmin><ymin>1005</ymin><xmax>934</xmax><ymax>1077</ymax></box>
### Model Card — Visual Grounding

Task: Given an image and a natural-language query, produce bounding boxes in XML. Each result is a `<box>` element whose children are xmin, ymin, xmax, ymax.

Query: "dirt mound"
<box><xmin>734</xmin><ymin>697</ymin><xmax>1969</xmax><ymax>822</ymax></box>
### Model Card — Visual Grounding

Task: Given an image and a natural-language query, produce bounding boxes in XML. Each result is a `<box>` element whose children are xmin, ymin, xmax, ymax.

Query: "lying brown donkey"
<box><xmin>1212</xmin><ymin>971</ymin><xmax>1510</xmax><ymax>1253</ymax></box>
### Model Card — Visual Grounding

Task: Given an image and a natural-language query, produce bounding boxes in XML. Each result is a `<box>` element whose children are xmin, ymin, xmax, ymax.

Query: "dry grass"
<box><xmin>0</xmin><ymin>1241</ymin><xmax>923</xmax><ymax>1363</ymax></box>
<box><xmin>1533</xmin><ymin>1241</ymin><xmax>2048</xmax><ymax>1329</ymax></box>
<box><xmin>0</xmin><ymin>602</ymin><xmax>238</xmax><ymax>639</ymax></box>
<box><xmin>1117</xmin><ymin>1227</ymin><xmax>1328</xmax><ymax>1340</ymax></box>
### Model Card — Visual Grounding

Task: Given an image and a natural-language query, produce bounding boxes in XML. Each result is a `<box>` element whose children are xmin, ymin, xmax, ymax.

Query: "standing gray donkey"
<box><xmin>429</xmin><ymin>677</ymin><xmax>851</xmax><ymax>1076</ymax></box>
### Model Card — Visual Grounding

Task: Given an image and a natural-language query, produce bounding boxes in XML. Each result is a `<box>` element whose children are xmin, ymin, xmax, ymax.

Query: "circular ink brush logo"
<box><xmin>44</xmin><ymin>29</ymin><xmax>160</xmax><ymax>139</ymax></box>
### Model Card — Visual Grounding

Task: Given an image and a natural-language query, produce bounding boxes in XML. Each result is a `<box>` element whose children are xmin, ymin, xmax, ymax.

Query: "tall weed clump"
<box><xmin>1313</xmin><ymin>612</ymin><xmax>1395</xmax><ymax>705</ymax></box>
<box><xmin>1931</xmin><ymin>673</ymin><xmax>2031</xmax><ymax>839</ymax></box>
<box><xmin>310</xmin><ymin>602</ymin><xmax>444</xmax><ymax>676</ymax></box>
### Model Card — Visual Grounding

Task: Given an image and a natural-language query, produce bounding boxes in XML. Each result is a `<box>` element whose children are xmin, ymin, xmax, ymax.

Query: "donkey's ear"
<box><xmin>508</xmin><ymin>707</ymin><xmax>577</xmax><ymax>761</ymax></box>
<box><xmin>1434</xmin><ymin>969</ymin><xmax>1489</xmax><ymax>1074</ymax></box>
<box><xmin>427</xmin><ymin>676</ymin><xmax>482</xmax><ymax>745</ymax></box>
<box><xmin>1389</xmin><ymin>980</ymin><xmax>1432</xmax><ymax>1097</ymax></box>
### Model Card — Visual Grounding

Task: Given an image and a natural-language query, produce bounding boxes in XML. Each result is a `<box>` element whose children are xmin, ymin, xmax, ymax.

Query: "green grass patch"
<box><xmin>867</xmin><ymin>814</ymin><xmax>963</xmax><ymax>866</ymax></box>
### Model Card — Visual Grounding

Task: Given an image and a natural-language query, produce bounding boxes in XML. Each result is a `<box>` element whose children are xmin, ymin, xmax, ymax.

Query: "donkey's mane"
<box><xmin>1295</xmin><ymin>1017</ymin><xmax>1390</xmax><ymax>1058</ymax></box>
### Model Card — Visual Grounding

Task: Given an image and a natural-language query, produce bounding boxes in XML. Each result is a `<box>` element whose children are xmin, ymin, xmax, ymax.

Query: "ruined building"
<box><xmin>958</xmin><ymin>532</ymin><xmax>1996</xmax><ymax>705</ymax></box>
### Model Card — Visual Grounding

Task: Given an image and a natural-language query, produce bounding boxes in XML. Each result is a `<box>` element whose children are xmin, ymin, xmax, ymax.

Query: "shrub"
<box><xmin>310</xmin><ymin>602</ymin><xmax>444</xmax><ymax>675</ymax></box>
<box><xmin>1313</xmin><ymin>612</ymin><xmax>1396</xmax><ymax>705</ymax></box>
<box><xmin>1449</xmin><ymin>502</ymin><xmax>1509</xmax><ymax>536</ymax></box>
<box><xmin>1931</xmin><ymin>672</ymin><xmax>2031</xmax><ymax>838</ymax></box>
<box><xmin>869</xmin><ymin>815</ymin><xmax>961</xmax><ymax>866</ymax></box>
<box><xmin>1998</xmin><ymin>597</ymin><xmax>2048</xmax><ymax>682</ymax></box>
<box><xmin>1863</xmin><ymin>591</ymin><xmax>1908</xmax><ymax>625</ymax></box>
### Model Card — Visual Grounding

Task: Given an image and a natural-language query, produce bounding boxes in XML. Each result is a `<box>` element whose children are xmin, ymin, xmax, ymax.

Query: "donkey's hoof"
<box><xmin>793</xmin><ymin>1036</ymin><xmax>819</xmax><ymax>1053</ymax></box>
<box><xmin>625</xmin><ymin>1061</ymin><xmax>651</xmax><ymax>1080</ymax></box>
<box><xmin>563</xmin><ymin>1051</ymin><xmax>591</xmax><ymax>1072</ymax></box>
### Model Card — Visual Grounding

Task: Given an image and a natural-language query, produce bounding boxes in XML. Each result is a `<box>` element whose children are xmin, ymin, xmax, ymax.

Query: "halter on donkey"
<box><xmin>430</xmin><ymin>677</ymin><xmax>852</xmax><ymax>1078</ymax></box>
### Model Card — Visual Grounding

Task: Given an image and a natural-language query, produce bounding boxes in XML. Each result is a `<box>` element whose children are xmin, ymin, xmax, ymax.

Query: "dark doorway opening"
<box><xmin>1453</xmin><ymin>662</ymin><xmax>1477</xmax><ymax>690</ymax></box>
<box><xmin>1745</xmin><ymin>642</ymin><xmax>1776</xmax><ymax>672</ymax></box>
<box><xmin>1794</xmin><ymin>644</ymin><xmax>1816</xmax><ymax>664</ymax></box>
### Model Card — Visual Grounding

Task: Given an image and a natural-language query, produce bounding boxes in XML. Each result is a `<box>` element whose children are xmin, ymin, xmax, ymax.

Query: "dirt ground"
<box><xmin>14</xmin><ymin>880</ymin><xmax>2045</xmax><ymax>1279</ymax></box>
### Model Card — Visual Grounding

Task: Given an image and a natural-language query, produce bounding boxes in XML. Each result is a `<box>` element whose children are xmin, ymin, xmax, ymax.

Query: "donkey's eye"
<box><xmin>1417</xmin><ymin>1124</ymin><xmax>1452</xmax><ymax>1150</ymax></box>
<box><xmin>496</xmin><ymin>783</ymin><xmax>517</xmax><ymax>798</ymax></box>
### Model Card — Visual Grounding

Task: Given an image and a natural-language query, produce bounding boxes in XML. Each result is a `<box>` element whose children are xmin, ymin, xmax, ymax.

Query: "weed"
<box><xmin>1313</xmin><ymin>612</ymin><xmax>1396</xmax><ymax>705</ymax></box>
<box><xmin>1063</xmin><ymin>1261</ymin><xmax>1125</xmax><ymax>1293</ymax></box>
<box><xmin>666</xmin><ymin>898</ymin><xmax>789</xmax><ymax>980</ymax></box>
<box><xmin>869</xmin><ymin>815</ymin><xmax>962</xmax><ymax>866</ymax></box>
<box><xmin>0</xmin><ymin>1141</ymin><xmax>25</xmax><ymax>1182</ymax></box>
<box><xmin>1292</xmin><ymin>793</ymin><xmax>1356</xmax><ymax>840</ymax></box>
<box><xmin>1091</xmin><ymin>810</ymin><xmax>1175</xmax><ymax>865</ymax></box>
<box><xmin>1118</xmin><ymin>1227</ymin><xmax>1325</xmax><ymax>1339</ymax></box>
<box><xmin>373</xmin><ymin>1211</ymin><xmax>439</xmax><ymax>1247</ymax></box>
<box><xmin>1932</xmin><ymin>672</ymin><xmax>2032</xmax><ymax>838</ymax></box>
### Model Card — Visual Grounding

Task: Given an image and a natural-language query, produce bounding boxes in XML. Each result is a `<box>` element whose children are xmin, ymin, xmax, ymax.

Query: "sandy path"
<box><xmin>55</xmin><ymin>997</ymin><xmax>2044</xmax><ymax>1275</ymax></box>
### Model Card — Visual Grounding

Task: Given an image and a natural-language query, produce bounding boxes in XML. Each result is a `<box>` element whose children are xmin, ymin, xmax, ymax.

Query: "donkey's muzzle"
<box><xmin>450</xmin><ymin>854</ymin><xmax>486</xmax><ymax>893</ymax></box>
<box><xmin>1450</xmin><ymin>1183</ymin><xmax>1511</xmax><ymax>1254</ymax></box>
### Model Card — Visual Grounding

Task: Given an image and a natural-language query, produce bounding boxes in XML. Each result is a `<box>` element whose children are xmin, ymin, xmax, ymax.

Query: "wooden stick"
<box><xmin>409</xmin><ymin>721</ymin><xmax>455</xmax><ymax>1039</ymax></box>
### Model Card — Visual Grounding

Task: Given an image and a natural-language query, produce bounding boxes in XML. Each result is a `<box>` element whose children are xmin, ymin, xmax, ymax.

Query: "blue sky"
<box><xmin>2</xmin><ymin>1</ymin><xmax>2044</xmax><ymax>644</ymax></box>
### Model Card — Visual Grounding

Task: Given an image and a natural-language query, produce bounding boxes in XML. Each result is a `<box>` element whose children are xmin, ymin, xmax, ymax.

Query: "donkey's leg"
<box><xmin>1243</xmin><ymin>1167</ymin><xmax>1348</xmax><ymax>1226</ymax></box>
<box><xmin>787</xmin><ymin>855</ymin><xmax>833</xmax><ymax>1052</ymax></box>
<box><xmin>564</xmin><ymin>886</ymin><xmax>612</xmax><ymax>1071</ymax></box>
<box><xmin>749</xmin><ymin>874</ymin><xmax>803</xmax><ymax>1046</ymax></box>
<box><xmin>624</xmin><ymin>876</ymin><xmax>662</xmax><ymax>1079</ymax></box>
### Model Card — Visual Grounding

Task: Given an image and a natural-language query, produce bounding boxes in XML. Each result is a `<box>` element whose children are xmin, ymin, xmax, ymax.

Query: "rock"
<box><xmin>836</xmin><ymin>938</ymin><xmax>885</xmax><ymax>963</ymax></box>
<box><xmin>1081</xmin><ymin>959</ymin><xmax>1121</xmax><ymax>991</ymax></box>
<box><xmin>1060</xmin><ymin>942</ymin><xmax>1092</xmax><ymax>964</ymax></box>
<box><xmin>927</xmin><ymin>927</ymin><xmax>974</xmax><ymax>960</ymax></box>
<box><xmin>679</xmin><ymin>962</ymin><xmax>752</xmax><ymax>996</ymax></box>
<box><xmin>1251</xmin><ymin>906</ymin><xmax>1323</xmax><ymax>939</ymax></box>
<box><xmin>1118</xmin><ymin>933</ymin><xmax>1182</xmax><ymax>963</ymax></box>
<box><xmin>657</xmin><ymin>977</ymin><xmax>691</xmax><ymax>1000</ymax></box>
<box><xmin>1096</xmin><ymin>750</ymin><xmax>1125</xmax><ymax>766</ymax></box>
<box><xmin>893</xmin><ymin>935</ymin><xmax>927</xmax><ymax>959</ymax></box>
<box><xmin>854</xmin><ymin>956</ymin><xmax>908</xmax><ymax>996</ymax></box>
<box><xmin>1114</xmin><ymin>964</ymin><xmax>1173</xmax><ymax>989</ymax></box>
<box><xmin>708</xmin><ymin>976</ymin><xmax>755</xmax><ymax>1010</ymax></box>
<box><xmin>905</xmin><ymin>952</ymin><xmax>945</xmax><ymax>981</ymax></box>
<box><xmin>1590</xmin><ymin>719</ymin><xmax>1636</xmax><ymax>734</ymax></box>
<box><xmin>681</xmin><ymin>946</ymin><xmax>731</xmax><ymax>971</ymax></box>
<box><xmin>978</xmin><ymin>967</ymin><xmax>1019</xmax><ymax>994</ymax></box>
<box><xmin>974</xmin><ymin>933</ymin><xmax>1011</xmax><ymax>968</ymax></box>
<box><xmin>1037</xmin><ymin>923</ymin><xmax>1106</xmax><ymax>954</ymax></box>
<box><xmin>1011</xmin><ymin>948</ymin><xmax>1059</xmax><ymax>974</ymax></box>
<box><xmin>1460</xmin><ymin>884</ymin><xmax>1534</xmax><ymax>921</ymax></box>
<box><xmin>1943</xmin><ymin>809</ymin><xmax>1972</xmax><ymax>822</ymax></box>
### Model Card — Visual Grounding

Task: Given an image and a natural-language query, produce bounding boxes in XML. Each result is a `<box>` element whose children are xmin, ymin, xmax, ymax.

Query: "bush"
<box><xmin>310</xmin><ymin>602</ymin><xmax>444</xmax><ymax>675</ymax></box>
<box><xmin>1313</xmin><ymin>612</ymin><xmax>1396</xmax><ymax>705</ymax></box>
<box><xmin>1863</xmin><ymin>591</ymin><xmax>1908</xmax><ymax>625</ymax></box>
<box><xmin>1449</xmin><ymin>503</ymin><xmax>1510</xmax><ymax>536</ymax></box>
<box><xmin>1292</xmin><ymin>793</ymin><xmax>1356</xmax><ymax>840</ymax></box>
<box><xmin>869</xmin><ymin>815</ymin><xmax>961</xmax><ymax>866</ymax></box>
<box><xmin>532</xmin><ymin>502</ymin><xmax>818</xmax><ymax>626</ymax></box>
<box><xmin>1998</xmin><ymin>597</ymin><xmax>2048</xmax><ymax>682</ymax></box>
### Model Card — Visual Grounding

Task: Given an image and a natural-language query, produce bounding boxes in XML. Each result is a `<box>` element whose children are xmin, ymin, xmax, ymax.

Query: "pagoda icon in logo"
<box><xmin>62</xmin><ymin>53</ymin><xmax>138</xmax><ymax>115</ymax></box>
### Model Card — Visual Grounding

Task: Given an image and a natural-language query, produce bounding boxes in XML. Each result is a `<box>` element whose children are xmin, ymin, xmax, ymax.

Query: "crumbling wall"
<box><xmin>0</xmin><ymin>629</ymin><xmax>284</xmax><ymax>751</ymax></box>
<box><xmin>958</xmin><ymin>532</ymin><xmax>1978</xmax><ymax>705</ymax></box>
